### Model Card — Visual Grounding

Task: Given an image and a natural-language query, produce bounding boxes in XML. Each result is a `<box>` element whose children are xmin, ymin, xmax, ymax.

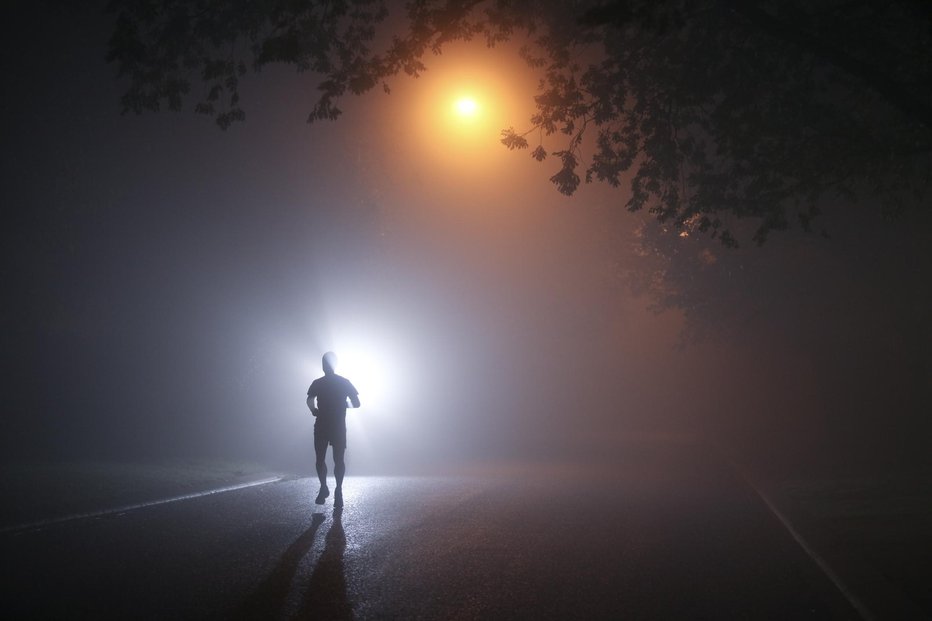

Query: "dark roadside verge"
<box><xmin>0</xmin><ymin>459</ymin><xmax>285</xmax><ymax>533</ymax></box>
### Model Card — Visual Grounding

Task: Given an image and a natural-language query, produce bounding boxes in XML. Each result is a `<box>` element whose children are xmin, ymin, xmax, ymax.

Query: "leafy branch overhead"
<box><xmin>108</xmin><ymin>0</ymin><xmax>931</xmax><ymax>245</ymax></box>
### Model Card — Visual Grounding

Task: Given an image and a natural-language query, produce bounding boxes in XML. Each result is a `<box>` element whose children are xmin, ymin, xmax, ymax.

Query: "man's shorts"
<box><xmin>314</xmin><ymin>421</ymin><xmax>347</xmax><ymax>452</ymax></box>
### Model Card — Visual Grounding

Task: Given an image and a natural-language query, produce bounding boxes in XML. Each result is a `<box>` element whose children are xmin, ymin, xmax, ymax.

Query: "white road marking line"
<box><xmin>732</xmin><ymin>465</ymin><xmax>874</xmax><ymax>621</ymax></box>
<box><xmin>1</xmin><ymin>476</ymin><xmax>283</xmax><ymax>535</ymax></box>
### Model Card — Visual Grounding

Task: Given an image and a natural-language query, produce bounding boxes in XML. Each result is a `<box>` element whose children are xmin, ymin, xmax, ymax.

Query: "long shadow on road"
<box><xmin>235</xmin><ymin>508</ymin><xmax>352</xmax><ymax>620</ymax></box>
<box><xmin>296</xmin><ymin>508</ymin><xmax>352</xmax><ymax>620</ymax></box>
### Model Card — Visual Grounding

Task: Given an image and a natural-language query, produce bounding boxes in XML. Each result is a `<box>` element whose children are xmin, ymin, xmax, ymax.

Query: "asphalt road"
<box><xmin>3</xmin><ymin>446</ymin><xmax>859</xmax><ymax>620</ymax></box>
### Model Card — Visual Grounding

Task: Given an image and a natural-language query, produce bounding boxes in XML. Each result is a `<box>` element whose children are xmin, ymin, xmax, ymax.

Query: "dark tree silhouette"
<box><xmin>108</xmin><ymin>0</ymin><xmax>930</xmax><ymax>245</ymax></box>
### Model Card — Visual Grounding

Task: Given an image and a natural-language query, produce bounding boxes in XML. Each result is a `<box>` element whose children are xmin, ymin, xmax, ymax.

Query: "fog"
<box><xmin>2</xmin><ymin>3</ymin><xmax>929</xmax><ymax>478</ymax></box>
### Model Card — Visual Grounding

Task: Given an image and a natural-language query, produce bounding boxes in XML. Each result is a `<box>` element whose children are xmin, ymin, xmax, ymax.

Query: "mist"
<box><xmin>2</xmin><ymin>2</ymin><xmax>930</xmax><ymax>482</ymax></box>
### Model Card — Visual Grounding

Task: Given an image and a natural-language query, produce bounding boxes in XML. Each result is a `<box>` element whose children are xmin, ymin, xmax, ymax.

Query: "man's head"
<box><xmin>322</xmin><ymin>351</ymin><xmax>337</xmax><ymax>375</ymax></box>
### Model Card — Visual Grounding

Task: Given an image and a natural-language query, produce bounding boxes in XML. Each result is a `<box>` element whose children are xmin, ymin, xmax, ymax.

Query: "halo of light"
<box><xmin>305</xmin><ymin>329</ymin><xmax>410</xmax><ymax>413</ymax></box>
<box><xmin>329</xmin><ymin>346</ymin><xmax>388</xmax><ymax>407</ymax></box>
<box><xmin>454</xmin><ymin>97</ymin><xmax>479</xmax><ymax>116</ymax></box>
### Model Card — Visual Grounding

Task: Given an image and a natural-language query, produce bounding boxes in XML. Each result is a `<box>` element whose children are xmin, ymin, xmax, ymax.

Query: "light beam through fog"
<box><xmin>3</xmin><ymin>6</ymin><xmax>932</xmax><ymax>617</ymax></box>
<box><xmin>2</xmin><ymin>4</ymin><xmax>930</xmax><ymax>485</ymax></box>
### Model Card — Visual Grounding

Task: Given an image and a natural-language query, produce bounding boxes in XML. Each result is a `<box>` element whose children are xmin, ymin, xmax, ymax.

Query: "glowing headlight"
<box><xmin>308</xmin><ymin>329</ymin><xmax>409</xmax><ymax>412</ymax></box>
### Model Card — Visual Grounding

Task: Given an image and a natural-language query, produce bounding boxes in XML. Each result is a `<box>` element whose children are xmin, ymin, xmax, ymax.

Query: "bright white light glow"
<box><xmin>304</xmin><ymin>329</ymin><xmax>410</xmax><ymax>413</ymax></box>
<box><xmin>454</xmin><ymin>97</ymin><xmax>479</xmax><ymax>117</ymax></box>
<box><xmin>330</xmin><ymin>346</ymin><xmax>390</xmax><ymax>408</ymax></box>
<box><xmin>295</xmin><ymin>317</ymin><xmax>425</xmax><ymax>472</ymax></box>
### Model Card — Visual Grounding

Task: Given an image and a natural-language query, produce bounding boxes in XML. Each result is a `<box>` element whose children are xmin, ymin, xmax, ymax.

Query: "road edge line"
<box><xmin>729</xmin><ymin>463</ymin><xmax>875</xmax><ymax>621</ymax></box>
<box><xmin>1</xmin><ymin>476</ymin><xmax>283</xmax><ymax>536</ymax></box>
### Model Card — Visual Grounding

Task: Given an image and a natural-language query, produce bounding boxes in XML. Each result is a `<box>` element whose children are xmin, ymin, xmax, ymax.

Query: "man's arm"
<box><xmin>306</xmin><ymin>393</ymin><xmax>319</xmax><ymax>416</ymax></box>
<box><xmin>345</xmin><ymin>378</ymin><xmax>361</xmax><ymax>408</ymax></box>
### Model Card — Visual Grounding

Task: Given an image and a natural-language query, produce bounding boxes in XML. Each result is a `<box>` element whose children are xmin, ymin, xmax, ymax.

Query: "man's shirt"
<box><xmin>308</xmin><ymin>373</ymin><xmax>359</xmax><ymax>424</ymax></box>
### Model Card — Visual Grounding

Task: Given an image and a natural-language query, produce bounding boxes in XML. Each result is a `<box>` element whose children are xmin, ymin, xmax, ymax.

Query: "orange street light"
<box><xmin>454</xmin><ymin>97</ymin><xmax>479</xmax><ymax>117</ymax></box>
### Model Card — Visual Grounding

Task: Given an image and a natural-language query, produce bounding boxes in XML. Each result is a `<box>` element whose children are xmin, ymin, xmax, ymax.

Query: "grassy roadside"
<box><xmin>0</xmin><ymin>458</ymin><xmax>283</xmax><ymax>531</ymax></box>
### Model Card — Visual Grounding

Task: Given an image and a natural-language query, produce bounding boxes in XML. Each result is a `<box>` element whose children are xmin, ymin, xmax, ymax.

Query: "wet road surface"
<box><xmin>3</xmin><ymin>446</ymin><xmax>859</xmax><ymax>619</ymax></box>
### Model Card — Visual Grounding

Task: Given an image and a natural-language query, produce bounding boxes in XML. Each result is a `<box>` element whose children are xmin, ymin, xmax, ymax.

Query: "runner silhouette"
<box><xmin>306</xmin><ymin>352</ymin><xmax>360</xmax><ymax>508</ymax></box>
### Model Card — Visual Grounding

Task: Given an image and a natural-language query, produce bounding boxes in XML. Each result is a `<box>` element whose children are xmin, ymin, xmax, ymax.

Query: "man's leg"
<box><xmin>333</xmin><ymin>446</ymin><xmax>346</xmax><ymax>508</ymax></box>
<box><xmin>315</xmin><ymin>446</ymin><xmax>328</xmax><ymax>487</ymax></box>
<box><xmin>314</xmin><ymin>431</ymin><xmax>330</xmax><ymax>504</ymax></box>
<box><xmin>333</xmin><ymin>447</ymin><xmax>346</xmax><ymax>488</ymax></box>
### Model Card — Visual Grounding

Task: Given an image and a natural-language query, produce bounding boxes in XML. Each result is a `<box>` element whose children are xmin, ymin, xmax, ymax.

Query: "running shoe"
<box><xmin>315</xmin><ymin>484</ymin><xmax>330</xmax><ymax>505</ymax></box>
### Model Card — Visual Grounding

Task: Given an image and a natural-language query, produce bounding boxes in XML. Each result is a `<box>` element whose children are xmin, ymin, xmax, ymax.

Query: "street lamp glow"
<box><xmin>454</xmin><ymin>97</ymin><xmax>479</xmax><ymax>117</ymax></box>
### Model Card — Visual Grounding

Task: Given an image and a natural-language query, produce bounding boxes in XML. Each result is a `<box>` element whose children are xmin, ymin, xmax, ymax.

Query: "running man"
<box><xmin>307</xmin><ymin>351</ymin><xmax>360</xmax><ymax>508</ymax></box>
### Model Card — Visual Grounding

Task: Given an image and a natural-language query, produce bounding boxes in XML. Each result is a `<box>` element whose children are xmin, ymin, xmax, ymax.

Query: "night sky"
<box><xmin>3</xmin><ymin>1</ymin><xmax>930</xmax><ymax>475</ymax></box>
